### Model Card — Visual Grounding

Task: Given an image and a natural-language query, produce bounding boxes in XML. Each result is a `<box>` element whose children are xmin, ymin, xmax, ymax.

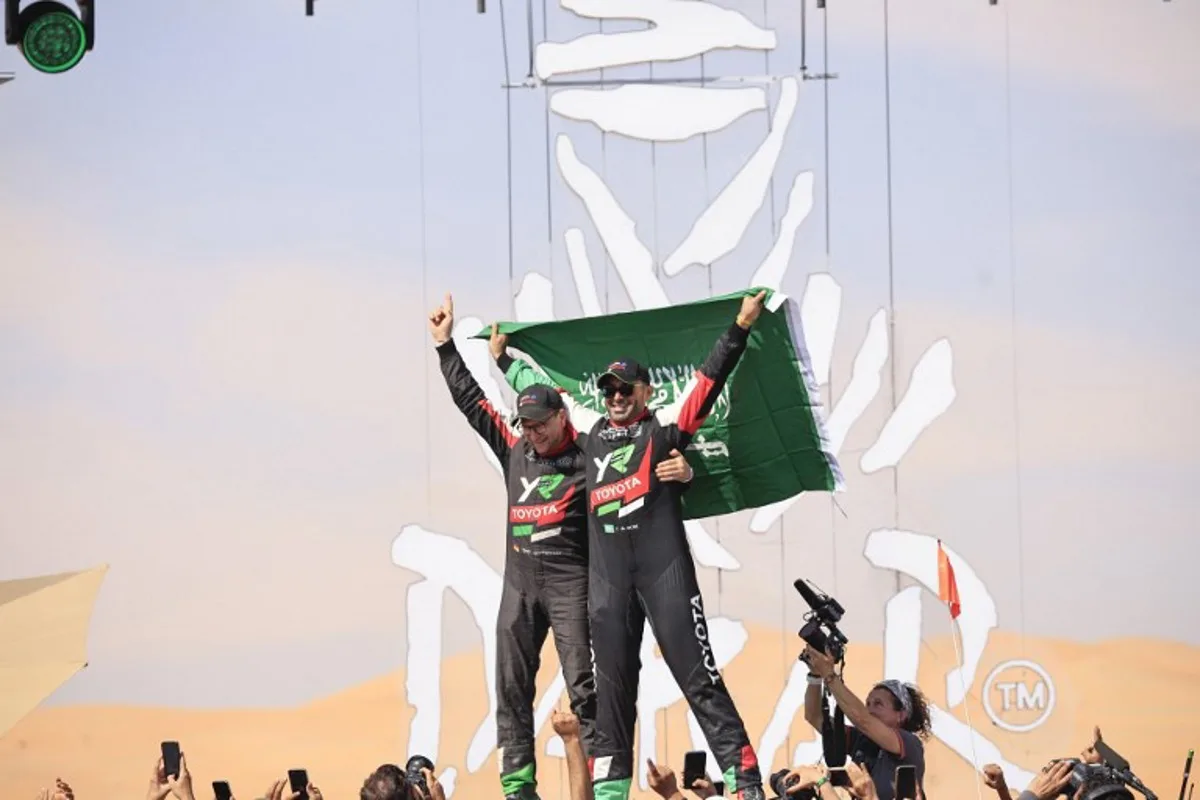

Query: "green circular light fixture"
<box><xmin>18</xmin><ymin>2</ymin><xmax>88</xmax><ymax>74</ymax></box>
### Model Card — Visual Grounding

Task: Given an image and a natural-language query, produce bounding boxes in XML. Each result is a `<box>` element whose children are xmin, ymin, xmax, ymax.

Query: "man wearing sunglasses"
<box><xmin>490</xmin><ymin>290</ymin><xmax>769</xmax><ymax>800</ymax></box>
<box><xmin>427</xmin><ymin>293</ymin><xmax>694</xmax><ymax>800</ymax></box>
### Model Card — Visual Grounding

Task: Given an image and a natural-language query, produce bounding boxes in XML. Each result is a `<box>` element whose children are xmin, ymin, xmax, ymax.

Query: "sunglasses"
<box><xmin>520</xmin><ymin>417</ymin><xmax>550</xmax><ymax>433</ymax></box>
<box><xmin>601</xmin><ymin>382</ymin><xmax>637</xmax><ymax>399</ymax></box>
<box><xmin>511</xmin><ymin>413</ymin><xmax>556</xmax><ymax>431</ymax></box>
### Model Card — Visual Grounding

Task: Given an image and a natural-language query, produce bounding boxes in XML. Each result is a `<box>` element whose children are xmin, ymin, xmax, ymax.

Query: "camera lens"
<box><xmin>405</xmin><ymin>756</ymin><xmax>434</xmax><ymax>793</ymax></box>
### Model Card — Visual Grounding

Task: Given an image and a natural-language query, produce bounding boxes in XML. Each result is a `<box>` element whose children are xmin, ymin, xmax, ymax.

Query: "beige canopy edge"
<box><xmin>0</xmin><ymin>564</ymin><xmax>109</xmax><ymax>738</ymax></box>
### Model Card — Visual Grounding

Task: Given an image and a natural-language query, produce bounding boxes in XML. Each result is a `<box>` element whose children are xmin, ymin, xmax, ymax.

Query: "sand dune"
<box><xmin>1</xmin><ymin>628</ymin><xmax>1196</xmax><ymax>799</ymax></box>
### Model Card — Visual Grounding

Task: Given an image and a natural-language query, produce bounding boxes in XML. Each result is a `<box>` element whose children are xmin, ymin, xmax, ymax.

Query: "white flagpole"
<box><xmin>950</xmin><ymin>615</ymin><xmax>986</xmax><ymax>800</ymax></box>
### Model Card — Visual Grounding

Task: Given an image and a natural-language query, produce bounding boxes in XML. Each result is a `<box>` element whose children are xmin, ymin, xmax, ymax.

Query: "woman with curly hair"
<box><xmin>801</xmin><ymin>645</ymin><xmax>931</xmax><ymax>800</ymax></box>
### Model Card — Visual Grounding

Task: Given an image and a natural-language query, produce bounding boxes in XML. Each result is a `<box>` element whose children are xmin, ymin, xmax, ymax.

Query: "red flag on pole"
<box><xmin>937</xmin><ymin>539</ymin><xmax>961</xmax><ymax>620</ymax></box>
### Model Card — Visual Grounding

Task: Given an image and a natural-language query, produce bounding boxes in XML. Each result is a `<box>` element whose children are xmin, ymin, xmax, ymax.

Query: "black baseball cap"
<box><xmin>514</xmin><ymin>384</ymin><xmax>565</xmax><ymax>422</ymax></box>
<box><xmin>598</xmin><ymin>357</ymin><xmax>650</xmax><ymax>387</ymax></box>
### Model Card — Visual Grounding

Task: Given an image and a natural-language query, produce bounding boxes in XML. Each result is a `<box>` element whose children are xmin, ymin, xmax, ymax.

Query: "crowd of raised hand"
<box><xmin>26</xmin><ymin>707</ymin><xmax>1116</xmax><ymax>800</ymax></box>
<box><xmin>639</xmin><ymin>757</ymin><xmax>1097</xmax><ymax>800</ymax></box>
<box><xmin>30</xmin><ymin>742</ymin><xmax>448</xmax><ymax>800</ymax></box>
<box><xmin>639</xmin><ymin>726</ymin><xmax>1111</xmax><ymax>800</ymax></box>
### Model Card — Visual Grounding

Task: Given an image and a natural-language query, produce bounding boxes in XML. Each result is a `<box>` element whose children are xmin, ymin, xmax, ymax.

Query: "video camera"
<box><xmin>1047</xmin><ymin>738</ymin><xmax>1156</xmax><ymax>800</ymax></box>
<box><xmin>790</xmin><ymin>578</ymin><xmax>854</xmax><ymax>767</ymax></box>
<box><xmin>405</xmin><ymin>755</ymin><xmax>436</xmax><ymax>798</ymax></box>
<box><xmin>768</xmin><ymin>768</ymin><xmax>816</xmax><ymax>799</ymax></box>
<box><xmin>793</xmin><ymin>578</ymin><xmax>848</xmax><ymax>663</ymax></box>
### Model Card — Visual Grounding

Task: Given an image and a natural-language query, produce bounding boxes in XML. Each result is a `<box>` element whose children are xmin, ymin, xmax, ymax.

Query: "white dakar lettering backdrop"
<box><xmin>391</xmin><ymin>0</ymin><xmax>1042</xmax><ymax>795</ymax></box>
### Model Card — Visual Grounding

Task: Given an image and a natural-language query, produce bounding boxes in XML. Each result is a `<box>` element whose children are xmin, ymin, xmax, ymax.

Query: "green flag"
<box><xmin>474</xmin><ymin>287</ymin><xmax>844</xmax><ymax>521</ymax></box>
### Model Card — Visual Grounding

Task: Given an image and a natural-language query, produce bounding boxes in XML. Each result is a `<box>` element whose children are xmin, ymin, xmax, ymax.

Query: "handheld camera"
<box><xmin>406</xmin><ymin>755</ymin><xmax>435</xmax><ymax>797</ymax></box>
<box><xmin>1049</xmin><ymin>738</ymin><xmax>1157</xmax><ymax>800</ymax></box>
<box><xmin>793</xmin><ymin>578</ymin><xmax>848</xmax><ymax>663</ymax></box>
<box><xmin>768</xmin><ymin>768</ymin><xmax>811</xmax><ymax>799</ymax></box>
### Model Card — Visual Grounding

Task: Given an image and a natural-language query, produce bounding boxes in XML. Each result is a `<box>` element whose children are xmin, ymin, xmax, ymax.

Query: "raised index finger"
<box><xmin>444</xmin><ymin>293</ymin><xmax>453</xmax><ymax>315</ymax></box>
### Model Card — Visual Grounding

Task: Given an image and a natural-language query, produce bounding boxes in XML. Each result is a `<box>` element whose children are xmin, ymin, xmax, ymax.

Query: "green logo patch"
<box><xmin>609</xmin><ymin>443</ymin><xmax>635</xmax><ymax>474</ymax></box>
<box><xmin>538</xmin><ymin>474</ymin><xmax>564</xmax><ymax>499</ymax></box>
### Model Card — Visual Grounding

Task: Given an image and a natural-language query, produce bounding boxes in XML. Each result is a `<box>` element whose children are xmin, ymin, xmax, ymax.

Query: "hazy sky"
<box><xmin>1</xmin><ymin>0</ymin><xmax>1198</xmax><ymax>708</ymax></box>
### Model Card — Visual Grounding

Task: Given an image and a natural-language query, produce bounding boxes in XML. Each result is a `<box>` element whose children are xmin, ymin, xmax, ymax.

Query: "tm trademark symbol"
<box><xmin>982</xmin><ymin>659</ymin><xmax>1057</xmax><ymax>733</ymax></box>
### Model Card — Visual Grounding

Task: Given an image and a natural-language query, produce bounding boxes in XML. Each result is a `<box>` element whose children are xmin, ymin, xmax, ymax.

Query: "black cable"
<box><xmin>822</xmin><ymin>6</ymin><xmax>832</xmax><ymax>258</ymax></box>
<box><xmin>882</xmin><ymin>0</ymin><xmax>901</xmax><ymax>593</ymax></box>
<box><xmin>763</xmin><ymin>0</ymin><xmax>787</xmax><ymax>764</ymax></box>
<box><xmin>416</xmin><ymin>0</ymin><xmax>433</xmax><ymax>516</ymax></box>
<box><xmin>821</xmin><ymin>0</ymin><xmax>838</xmax><ymax>606</ymax></box>
<box><xmin>500</xmin><ymin>0</ymin><xmax>516</xmax><ymax>315</ymax></box>
<box><xmin>525</xmin><ymin>0</ymin><xmax>535</xmax><ymax>79</ymax></box>
<box><xmin>701</xmin><ymin>53</ymin><xmax>713</xmax><ymax>279</ymax></box>
<box><xmin>698</xmin><ymin>49</ymin><xmax>720</xmax><ymax>614</ymax></box>
<box><xmin>800</xmin><ymin>0</ymin><xmax>807</xmax><ymax>72</ymax></box>
<box><xmin>1002</xmin><ymin>1</ymin><xmax>1028</xmax><ymax>658</ymax></box>
<box><xmin>542</xmin><ymin>0</ymin><xmax>554</xmax><ymax>291</ymax></box>
<box><xmin>600</xmin><ymin>18</ymin><xmax>610</xmax><ymax>313</ymax></box>
<box><xmin>651</xmin><ymin>59</ymin><xmax>660</xmax><ymax>280</ymax></box>
<box><xmin>762</xmin><ymin>10</ymin><xmax>779</xmax><ymax>241</ymax></box>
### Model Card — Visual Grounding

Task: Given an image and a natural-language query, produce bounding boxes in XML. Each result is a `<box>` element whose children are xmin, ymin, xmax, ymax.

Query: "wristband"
<box><xmin>806</xmin><ymin>675</ymin><xmax>823</xmax><ymax>687</ymax></box>
<box><xmin>814</xmin><ymin>776</ymin><xmax>829</xmax><ymax>789</ymax></box>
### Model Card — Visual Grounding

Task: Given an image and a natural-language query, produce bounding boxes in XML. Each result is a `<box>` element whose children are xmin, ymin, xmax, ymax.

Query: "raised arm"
<box><xmin>430</xmin><ymin>295</ymin><xmax>519</xmax><ymax>465</ymax></box>
<box><xmin>489</xmin><ymin>324</ymin><xmax>604</xmax><ymax>434</ymax></box>
<box><xmin>803</xmin><ymin>672</ymin><xmax>825</xmax><ymax>731</ymax></box>
<box><xmin>803</xmin><ymin>645</ymin><xmax>904</xmax><ymax>757</ymax></box>
<box><xmin>551</xmin><ymin>710</ymin><xmax>594</xmax><ymax>800</ymax></box>
<box><xmin>656</xmin><ymin>290</ymin><xmax>766</xmax><ymax>447</ymax></box>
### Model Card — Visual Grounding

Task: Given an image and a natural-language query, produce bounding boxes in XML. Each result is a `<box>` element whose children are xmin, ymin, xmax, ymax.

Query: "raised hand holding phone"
<box><xmin>161</xmin><ymin>742</ymin><xmax>181</xmax><ymax>780</ymax></box>
<box><xmin>894</xmin><ymin>764</ymin><xmax>917</xmax><ymax>800</ymax></box>
<box><xmin>148</xmin><ymin>746</ymin><xmax>194</xmax><ymax>800</ymax></box>
<box><xmin>683</xmin><ymin>750</ymin><xmax>708</xmax><ymax>789</ymax></box>
<box><xmin>828</xmin><ymin>767</ymin><xmax>851</xmax><ymax>788</ymax></box>
<box><xmin>287</xmin><ymin>769</ymin><xmax>309</xmax><ymax>800</ymax></box>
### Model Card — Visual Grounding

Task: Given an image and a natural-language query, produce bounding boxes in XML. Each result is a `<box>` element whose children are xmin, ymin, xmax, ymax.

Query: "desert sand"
<box><xmin>2</xmin><ymin>627</ymin><xmax>1197</xmax><ymax>799</ymax></box>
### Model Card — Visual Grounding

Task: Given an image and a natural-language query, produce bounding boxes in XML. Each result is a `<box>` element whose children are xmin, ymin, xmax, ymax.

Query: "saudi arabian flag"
<box><xmin>474</xmin><ymin>287</ymin><xmax>844</xmax><ymax>521</ymax></box>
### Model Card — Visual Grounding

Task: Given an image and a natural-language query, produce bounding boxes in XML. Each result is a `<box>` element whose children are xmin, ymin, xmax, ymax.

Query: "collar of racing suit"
<box><xmin>607</xmin><ymin>407</ymin><xmax>651</xmax><ymax>428</ymax></box>
<box><xmin>543</xmin><ymin>424</ymin><xmax>577</xmax><ymax>456</ymax></box>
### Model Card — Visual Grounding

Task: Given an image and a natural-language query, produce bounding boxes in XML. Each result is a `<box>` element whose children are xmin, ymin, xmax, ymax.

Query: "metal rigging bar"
<box><xmin>499</xmin><ymin>71</ymin><xmax>834</xmax><ymax>90</ymax></box>
<box><xmin>800</xmin><ymin>0</ymin><xmax>836</xmax><ymax>81</ymax></box>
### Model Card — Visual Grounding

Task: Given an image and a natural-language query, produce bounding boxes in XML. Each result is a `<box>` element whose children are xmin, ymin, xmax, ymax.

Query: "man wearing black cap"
<box><xmin>490</xmin><ymin>290</ymin><xmax>769</xmax><ymax>800</ymax></box>
<box><xmin>427</xmin><ymin>294</ymin><xmax>694</xmax><ymax>800</ymax></box>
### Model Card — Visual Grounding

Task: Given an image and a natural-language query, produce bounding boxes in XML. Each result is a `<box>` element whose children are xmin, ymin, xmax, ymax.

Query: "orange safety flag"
<box><xmin>937</xmin><ymin>539</ymin><xmax>961</xmax><ymax>620</ymax></box>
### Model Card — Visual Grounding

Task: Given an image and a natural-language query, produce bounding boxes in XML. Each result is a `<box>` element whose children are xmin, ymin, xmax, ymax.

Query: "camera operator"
<box><xmin>650</xmin><ymin>760</ymin><xmax>852</xmax><ymax>800</ymax></box>
<box><xmin>982</xmin><ymin>727</ymin><xmax>1104</xmax><ymax>800</ymax></box>
<box><xmin>987</xmin><ymin>760</ymin><xmax>1085</xmax><ymax>800</ymax></box>
<box><xmin>1080</xmin><ymin>727</ymin><xmax>1105</xmax><ymax>766</ymax></box>
<box><xmin>801</xmin><ymin>646</ymin><xmax>930</xmax><ymax>800</ymax></box>
<box><xmin>775</xmin><ymin>764</ymin><xmax>859</xmax><ymax>800</ymax></box>
<box><xmin>359</xmin><ymin>763</ymin><xmax>445</xmax><ymax>800</ymax></box>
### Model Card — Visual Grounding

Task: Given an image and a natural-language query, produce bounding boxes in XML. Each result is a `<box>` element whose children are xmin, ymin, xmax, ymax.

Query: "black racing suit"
<box><xmin>499</xmin><ymin>322</ymin><xmax>764</xmax><ymax>800</ymax></box>
<box><xmin>436</xmin><ymin>339</ymin><xmax>595</xmax><ymax>800</ymax></box>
